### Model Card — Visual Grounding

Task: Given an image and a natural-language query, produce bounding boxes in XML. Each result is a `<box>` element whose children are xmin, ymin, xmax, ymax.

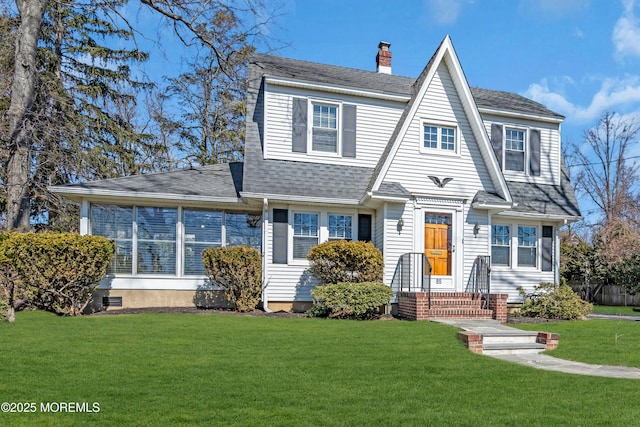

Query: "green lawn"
<box><xmin>1</xmin><ymin>312</ymin><xmax>639</xmax><ymax>426</ymax></box>
<box><xmin>515</xmin><ymin>319</ymin><xmax>640</xmax><ymax>367</ymax></box>
<box><xmin>592</xmin><ymin>305</ymin><xmax>640</xmax><ymax>316</ymax></box>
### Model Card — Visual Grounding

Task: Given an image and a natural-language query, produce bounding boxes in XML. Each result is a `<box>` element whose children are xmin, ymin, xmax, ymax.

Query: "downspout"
<box><xmin>262</xmin><ymin>198</ymin><xmax>271</xmax><ymax>312</ymax></box>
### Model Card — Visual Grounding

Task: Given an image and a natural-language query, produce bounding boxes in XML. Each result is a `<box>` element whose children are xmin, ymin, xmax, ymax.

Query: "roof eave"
<box><xmin>264</xmin><ymin>76</ymin><xmax>410</xmax><ymax>103</ymax></box>
<box><xmin>50</xmin><ymin>186</ymin><xmax>241</xmax><ymax>205</ymax></box>
<box><xmin>241</xmin><ymin>192</ymin><xmax>361</xmax><ymax>206</ymax></box>
<box><xmin>477</xmin><ymin>107</ymin><xmax>564</xmax><ymax>123</ymax></box>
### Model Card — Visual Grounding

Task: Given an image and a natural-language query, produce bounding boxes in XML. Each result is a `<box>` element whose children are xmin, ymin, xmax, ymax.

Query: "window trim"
<box><xmin>496</xmin><ymin>124</ymin><xmax>532</xmax><ymax>175</ymax></box>
<box><xmin>308</xmin><ymin>99</ymin><xmax>342</xmax><ymax>156</ymax></box>
<box><xmin>490</xmin><ymin>224</ymin><xmax>511</xmax><ymax>267</ymax></box>
<box><xmin>420</xmin><ymin>119</ymin><xmax>459</xmax><ymax>155</ymax></box>
<box><xmin>291</xmin><ymin>211</ymin><xmax>320</xmax><ymax>261</ymax></box>
<box><xmin>517</xmin><ymin>225</ymin><xmax>538</xmax><ymax>269</ymax></box>
<box><xmin>328</xmin><ymin>213</ymin><xmax>353</xmax><ymax>241</ymax></box>
<box><xmin>504</xmin><ymin>127</ymin><xmax>526</xmax><ymax>172</ymax></box>
<box><xmin>490</xmin><ymin>221</ymin><xmax>541</xmax><ymax>270</ymax></box>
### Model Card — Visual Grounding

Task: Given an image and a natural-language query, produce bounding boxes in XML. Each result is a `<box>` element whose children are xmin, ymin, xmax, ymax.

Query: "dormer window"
<box><xmin>291</xmin><ymin>97</ymin><xmax>357</xmax><ymax>158</ymax></box>
<box><xmin>505</xmin><ymin>128</ymin><xmax>525</xmax><ymax>171</ymax></box>
<box><xmin>312</xmin><ymin>103</ymin><xmax>338</xmax><ymax>153</ymax></box>
<box><xmin>491</xmin><ymin>124</ymin><xmax>541</xmax><ymax>176</ymax></box>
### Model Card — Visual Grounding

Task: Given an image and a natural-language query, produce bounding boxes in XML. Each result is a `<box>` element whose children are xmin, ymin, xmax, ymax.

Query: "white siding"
<box><xmin>382</xmin><ymin>203</ymin><xmax>413</xmax><ymax>286</ymax></box>
<box><xmin>481</xmin><ymin>113</ymin><xmax>560</xmax><ymax>186</ymax></box>
<box><xmin>264</xmin><ymin>84</ymin><xmax>405</xmax><ymax>167</ymax></box>
<box><xmin>263</xmin><ymin>204</ymin><xmax>374</xmax><ymax>304</ymax></box>
<box><xmin>381</xmin><ymin>63</ymin><xmax>496</xmax><ymax>200</ymax></box>
<box><xmin>464</xmin><ymin>207</ymin><xmax>490</xmax><ymax>284</ymax></box>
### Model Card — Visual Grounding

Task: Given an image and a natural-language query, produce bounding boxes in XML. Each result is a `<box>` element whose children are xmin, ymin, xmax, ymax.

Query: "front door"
<box><xmin>424</xmin><ymin>212</ymin><xmax>452</xmax><ymax>276</ymax></box>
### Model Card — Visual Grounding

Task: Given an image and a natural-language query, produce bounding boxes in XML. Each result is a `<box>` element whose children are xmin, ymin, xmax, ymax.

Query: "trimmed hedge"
<box><xmin>518</xmin><ymin>282</ymin><xmax>592</xmax><ymax>320</ymax></box>
<box><xmin>307</xmin><ymin>240</ymin><xmax>383</xmax><ymax>285</ymax></box>
<box><xmin>202</xmin><ymin>246</ymin><xmax>262</xmax><ymax>312</ymax></box>
<box><xmin>1</xmin><ymin>232</ymin><xmax>114</xmax><ymax>316</ymax></box>
<box><xmin>309</xmin><ymin>282</ymin><xmax>393</xmax><ymax>319</ymax></box>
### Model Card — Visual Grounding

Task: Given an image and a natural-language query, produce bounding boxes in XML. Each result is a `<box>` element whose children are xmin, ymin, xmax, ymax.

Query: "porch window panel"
<box><xmin>183</xmin><ymin>210</ymin><xmax>222</xmax><ymax>276</ymax></box>
<box><xmin>226</xmin><ymin>212</ymin><xmax>262</xmax><ymax>250</ymax></box>
<box><xmin>90</xmin><ymin>204</ymin><xmax>133</xmax><ymax>274</ymax></box>
<box><xmin>136</xmin><ymin>207</ymin><xmax>177</xmax><ymax>274</ymax></box>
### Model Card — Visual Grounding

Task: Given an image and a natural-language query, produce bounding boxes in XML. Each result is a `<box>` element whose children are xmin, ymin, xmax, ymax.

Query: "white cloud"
<box><xmin>524</xmin><ymin>75</ymin><xmax>640</xmax><ymax>123</ymax></box>
<box><xmin>427</xmin><ymin>0</ymin><xmax>461</xmax><ymax>25</ymax></box>
<box><xmin>612</xmin><ymin>0</ymin><xmax>640</xmax><ymax>60</ymax></box>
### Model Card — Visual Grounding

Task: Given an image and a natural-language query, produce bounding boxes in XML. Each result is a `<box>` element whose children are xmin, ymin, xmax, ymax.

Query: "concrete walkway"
<box><xmin>434</xmin><ymin>318</ymin><xmax>640</xmax><ymax>379</ymax></box>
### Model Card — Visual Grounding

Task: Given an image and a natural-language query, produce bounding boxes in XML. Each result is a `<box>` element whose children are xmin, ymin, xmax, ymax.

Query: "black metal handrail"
<box><xmin>391</xmin><ymin>252</ymin><xmax>432</xmax><ymax>307</ymax></box>
<box><xmin>466</xmin><ymin>255</ymin><xmax>491</xmax><ymax>308</ymax></box>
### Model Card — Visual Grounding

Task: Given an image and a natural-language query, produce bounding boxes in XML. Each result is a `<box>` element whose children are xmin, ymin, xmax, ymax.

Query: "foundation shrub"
<box><xmin>308</xmin><ymin>282</ymin><xmax>393</xmax><ymax>319</ymax></box>
<box><xmin>517</xmin><ymin>282</ymin><xmax>592</xmax><ymax>320</ymax></box>
<box><xmin>307</xmin><ymin>240</ymin><xmax>383</xmax><ymax>285</ymax></box>
<box><xmin>202</xmin><ymin>246</ymin><xmax>262</xmax><ymax>312</ymax></box>
<box><xmin>1</xmin><ymin>233</ymin><xmax>114</xmax><ymax>316</ymax></box>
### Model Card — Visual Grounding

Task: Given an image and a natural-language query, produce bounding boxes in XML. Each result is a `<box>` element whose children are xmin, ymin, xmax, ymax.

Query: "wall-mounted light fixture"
<box><xmin>397</xmin><ymin>218</ymin><xmax>404</xmax><ymax>232</ymax></box>
<box><xmin>473</xmin><ymin>222</ymin><xmax>480</xmax><ymax>237</ymax></box>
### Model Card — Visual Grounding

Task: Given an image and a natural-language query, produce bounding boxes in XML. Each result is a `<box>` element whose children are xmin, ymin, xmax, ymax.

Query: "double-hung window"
<box><xmin>422</xmin><ymin>123</ymin><xmax>457</xmax><ymax>153</ymax></box>
<box><xmin>491</xmin><ymin>225</ymin><xmax>510</xmax><ymax>266</ymax></box>
<box><xmin>293</xmin><ymin>212</ymin><xmax>318</xmax><ymax>259</ymax></box>
<box><xmin>518</xmin><ymin>226</ymin><xmax>537</xmax><ymax>267</ymax></box>
<box><xmin>505</xmin><ymin>128</ymin><xmax>525</xmax><ymax>171</ymax></box>
<box><xmin>328</xmin><ymin>214</ymin><xmax>352</xmax><ymax>240</ymax></box>
<box><xmin>312</xmin><ymin>103</ymin><xmax>338</xmax><ymax>153</ymax></box>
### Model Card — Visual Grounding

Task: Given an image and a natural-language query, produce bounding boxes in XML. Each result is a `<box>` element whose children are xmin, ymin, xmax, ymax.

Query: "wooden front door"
<box><xmin>424</xmin><ymin>213</ymin><xmax>452</xmax><ymax>276</ymax></box>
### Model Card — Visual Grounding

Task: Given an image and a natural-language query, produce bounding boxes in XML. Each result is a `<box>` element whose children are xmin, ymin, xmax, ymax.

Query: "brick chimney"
<box><xmin>376</xmin><ymin>41</ymin><xmax>392</xmax><ymax>74</ymax></box>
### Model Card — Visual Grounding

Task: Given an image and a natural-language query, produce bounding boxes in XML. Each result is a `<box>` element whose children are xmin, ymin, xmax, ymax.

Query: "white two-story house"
<box><xmin>52</xmin><ymin>36</ymin><xmax>581</xmax><ymax>312</ymax></box>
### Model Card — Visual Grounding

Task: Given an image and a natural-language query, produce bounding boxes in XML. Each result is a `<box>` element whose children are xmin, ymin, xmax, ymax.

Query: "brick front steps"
<box><xmin>397</xmin><ymin>292</ymin><xmax>508</xmax><ymax>323</ymax></box>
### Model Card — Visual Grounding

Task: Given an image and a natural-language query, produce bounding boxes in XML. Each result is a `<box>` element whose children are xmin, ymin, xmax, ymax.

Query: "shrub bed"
<box><xmin>307</xmin><ymin>240</ymin><xmax>383</xmax><ymax>285</ymax></box>
<box><xmin>517</xmin><ymin>282</ymin><xmax>592</xmax><ymax>320</ymax></box>
<box><xmin>202</xmin><ymin>246</ymin><xmax>262</xmax><ymax>312</ymax></box>
<box><xmin>309</xmin><ymin>282</ymin><xmax>393</xmax><ymax>319</ymax></box>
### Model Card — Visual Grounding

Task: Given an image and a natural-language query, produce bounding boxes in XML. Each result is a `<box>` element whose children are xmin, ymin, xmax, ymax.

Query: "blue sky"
<box><xmin>270</xmin><ymin>0</ymin><xmax>640</xmax><ymax>149</ymax></box>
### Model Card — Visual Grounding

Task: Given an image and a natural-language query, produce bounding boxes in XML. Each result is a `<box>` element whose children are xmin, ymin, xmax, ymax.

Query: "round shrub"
<box><xmin>202</xmin><ymin>246</ymin><xmax>262</xmax><ymax>312</ymax></box>
<box><xmin>309</xmin><ymin>282</ymin><xmax>393</xmax><ymax>319</ymax></box>
<box><xmin>517</xmin><ymin>282</ymin><xmax>592</xmax><ymax>320</ymax></box>
<box><xmin>307</xmin><ymin>240</ymin><xmax>383</xmax><ymax>285</ymax></box>
<box><xmin>1</xmin><ymin>232</ymin><xmax>114</xmax><ymax>316</ymax></box>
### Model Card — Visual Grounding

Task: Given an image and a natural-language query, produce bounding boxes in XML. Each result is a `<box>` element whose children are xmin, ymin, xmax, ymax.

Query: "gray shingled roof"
<box><xmin>243</xmin><ymin>158</ymin><xmax>373</xmax><ymax>200</ymax></box>
<box><xmin>52</xmin><ymin>163</ymin><xmax>243</xmax><ymax>199</ymax></box>
<box><xmin>252</xmin><ymin>53</ymin><xmax>564</xmax><ymax>119</ymax></box>
<box><xmin>507</xmin><ymin>166</ymin><xmax>581</xmax><ymax>218</ymax></box>
<box><xmin>471</xmin><ymin>87</ymin><xmax>564</xmax><ymax>119</ymax></box>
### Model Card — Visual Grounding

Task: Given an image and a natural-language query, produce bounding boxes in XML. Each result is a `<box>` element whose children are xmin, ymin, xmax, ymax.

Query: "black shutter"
<box><xmin>530</xmin><ymin>129</ymin><xmax>541</xmax><ymax>176</ymax></box>
<box><xmin>342</xmin><ymin>104</ymin><xmax>357</xmax><ymax>158</ymax></box>
<box><xmin>292</xmin><ymin>98</ymin><xmax>307</xmax><ymax>153</ymax></box>
<box><xmin>491</xmin><ymin>124</ymin><xmax>503</xmax><ymax>168</ymax></box>
<box><xmin>272</xmin><ymin>209</ymin><xmax>288</xmax><ymax>264</ymax></box>
<box><xmin>542</xmin><ymin>225</ymin><xmax>553</xmax><ymax>272</ymax></box>
<box><xmin>358</xmin><ymin>214</ymin><xmax>372</xmax><ymax>242</ymax></box>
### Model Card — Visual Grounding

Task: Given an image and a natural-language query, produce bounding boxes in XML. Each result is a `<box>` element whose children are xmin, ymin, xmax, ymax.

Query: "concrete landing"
<box><xmin>434</xmin><ymin>318</ymin><xmax>640</xmax><ymax>379</ymax></box>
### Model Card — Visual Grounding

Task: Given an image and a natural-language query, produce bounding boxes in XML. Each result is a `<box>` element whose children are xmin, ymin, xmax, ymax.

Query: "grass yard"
<box><xmin>515</xmin><ymin>319</ymin><xmax>640</xmax><ymax>367</ymax></box>
<box><xmin>1</xmin><ymin>312</ymin><xmax>639</xmax><ymax>426</ymax></box>
<box><xmin>592</xmin><ymin>305</ymin><xmax>640</xmax><ymax>316</ymax></box>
